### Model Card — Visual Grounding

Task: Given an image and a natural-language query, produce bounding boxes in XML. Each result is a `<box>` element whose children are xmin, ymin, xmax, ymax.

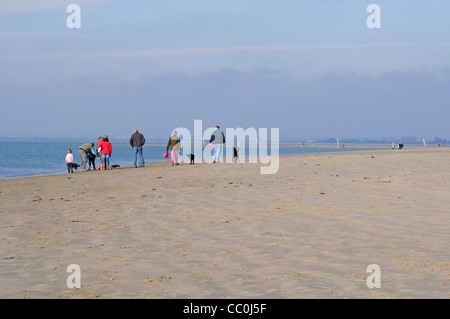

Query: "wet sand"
<box><xmin>0</xmin><ymin>148</ymin><xmax>449</xmax><ymax>298</ymax></box>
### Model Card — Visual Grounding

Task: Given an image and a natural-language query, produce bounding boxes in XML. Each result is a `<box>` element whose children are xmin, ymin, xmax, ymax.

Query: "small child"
<box><xmin>65</xmin><ymin>149</ymin><xmax>74</xmax><ymax>173</ymax></box>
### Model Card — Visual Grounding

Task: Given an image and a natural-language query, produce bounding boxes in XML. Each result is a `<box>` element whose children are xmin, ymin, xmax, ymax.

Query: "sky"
<box><xmin>0</xmin><ymin>0</ymin><xmax>449</xmax><ymax>141</ymax></box>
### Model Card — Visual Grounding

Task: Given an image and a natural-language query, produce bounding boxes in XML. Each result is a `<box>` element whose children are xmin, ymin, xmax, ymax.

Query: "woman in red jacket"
<box><xmin>98</xmin><ymin>135</ymin><xmax>112</xmax><ymax>170</ymax></box>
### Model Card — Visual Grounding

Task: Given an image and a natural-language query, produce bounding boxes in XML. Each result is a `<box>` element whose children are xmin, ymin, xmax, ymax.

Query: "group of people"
<box><xmin>164</xmin><ymin>125</ymin><xmax>226</xmax><ymax>165</ymax></box>
<box><xmin>65</xmin><ymin>135</ymin><xmax>114</xmax><ymax>173</ymax></box>
<box><xmin>64</xmin><ymin>126</ymin><xmax>228</xmax><ymax>173</ymax></box>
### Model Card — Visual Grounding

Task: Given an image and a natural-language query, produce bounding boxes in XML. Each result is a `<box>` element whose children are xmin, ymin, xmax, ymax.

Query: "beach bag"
<box><xmin>163</xmin><ymin>151</ymin><xmax>168</xmax><ymax>158</ymax></box>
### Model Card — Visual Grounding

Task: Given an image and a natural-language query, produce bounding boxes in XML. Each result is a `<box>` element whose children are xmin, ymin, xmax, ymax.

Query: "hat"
<box><xmin>103</xmin><ymin>135</ymin><xmax>108</xmax><ymax>139</ymax></box>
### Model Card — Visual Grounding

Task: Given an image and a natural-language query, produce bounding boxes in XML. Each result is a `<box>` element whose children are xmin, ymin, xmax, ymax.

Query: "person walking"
<box><xmin>129</xmin><ymin>129</ymin><xmax>146</xmax><ymax>168</ymax></box>
<box><xmin>209</xmin><ymin>125</ymin><xmax>225</xmax><ymax>163</ymax></box>
<box><xmin>166</xmin><ymin>131</ymin><xmax>181</xmax><ymax>166</ymax></box>
<box><xmin>78</xmin><ymin>142</ymin><xmax>94</xmax><ymax>171</ymax></box>
<box><xmin>98</xmin><ymin>135</ymin><xmax>112</xmax><ymax>170</ymax></box>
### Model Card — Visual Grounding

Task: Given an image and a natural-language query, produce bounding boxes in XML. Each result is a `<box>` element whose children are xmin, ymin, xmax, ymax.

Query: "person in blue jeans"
<box><xmin>209</xmin><ymin>125</ymin><xmax>225</xmax><ymax>163</ymax></box>
<box><xmin>129</xmin><ymin>129</ymin><xmax>146</xmax><ymax>167</ymax></box>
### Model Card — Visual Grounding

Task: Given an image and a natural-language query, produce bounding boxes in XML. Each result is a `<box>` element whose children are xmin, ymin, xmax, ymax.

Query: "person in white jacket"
<box><xmin>65</xmin><ymin>149</ymin><xmax>74</xmax><ymax>173</ymax></box>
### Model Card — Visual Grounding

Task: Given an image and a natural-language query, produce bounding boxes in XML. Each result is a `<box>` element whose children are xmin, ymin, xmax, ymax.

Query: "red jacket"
<box><xmin>98</xmin><ymin>140</ymin><xmax>112</xmax><ymax>155</ymax></box>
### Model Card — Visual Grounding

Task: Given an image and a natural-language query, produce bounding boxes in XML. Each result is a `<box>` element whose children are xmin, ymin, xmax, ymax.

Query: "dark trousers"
<box><xmin>88</xmin><ymin>154</ymin><xmax>96</xmax><ymax>170</ymax></box>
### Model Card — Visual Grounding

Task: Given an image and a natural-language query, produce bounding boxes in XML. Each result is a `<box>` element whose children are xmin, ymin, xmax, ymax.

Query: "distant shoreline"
<box><xmin>0</xmin><ymin>145</ymin><xmax>437</xmax><ymax>181</ymax></box>
<box><xmin>1</xmin><ymin>138</ymin><xmax>448</xmax><ymax>146</ymax></box>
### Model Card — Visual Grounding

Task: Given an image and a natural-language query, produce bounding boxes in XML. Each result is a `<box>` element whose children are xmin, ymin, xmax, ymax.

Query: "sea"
<box><xmin>0</xmin><ymin>141</ymin><xmax>379</xmax><ymax>180</ymax></box>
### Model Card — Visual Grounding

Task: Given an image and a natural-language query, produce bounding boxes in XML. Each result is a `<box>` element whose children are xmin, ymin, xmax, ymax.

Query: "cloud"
<box><xmin>2</xmin><ymin>42</ymin><xmax>449</xmax><ymax>63</ymax></box>
<box><xmin>1</xmin><ymin>67</ymin><xmax>449</xmax><ymax>139</ymax></box>
<box><xmin>0</xmin><ymin>32</ymin><xmax>106</xmax><ymax>39</ymax></box>
<box><xmin>81</xmin><ymin>42</ymin><xmax>437</xmax><ymax>58</ymax></box>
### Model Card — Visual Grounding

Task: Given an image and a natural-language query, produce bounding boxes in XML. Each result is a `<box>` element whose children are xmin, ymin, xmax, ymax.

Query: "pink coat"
<box><xmin>65</xmin><ymin>153</ymin><xmax>74</xmax><ymax>163</ymax></box>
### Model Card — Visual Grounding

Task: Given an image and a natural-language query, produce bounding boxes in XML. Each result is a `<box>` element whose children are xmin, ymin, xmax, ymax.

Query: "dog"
<box><xmin>110</xmin><ymin>164</ymin><xmax>120</xmax><ymax>169</ymax></box>
<box><xmin>233</xmin><ymin>147</ymin><xmax>239</xmax><ymax>163</ymax></box>
<box><xmin>186</xmin><ymin>153</ymin><xmax>195</xmax><ymax>165</ymax></box>
<box><xmin>67</xmin><ymin>163</ymin><xmax>80</xmax><ymax>173</ymax></box>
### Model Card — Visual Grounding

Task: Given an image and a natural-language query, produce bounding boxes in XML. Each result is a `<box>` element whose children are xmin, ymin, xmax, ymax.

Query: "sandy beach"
<box><xmin>0</xmin><ymin>148</ymin><xmax>449</xmax><ymax>299</ymax></box>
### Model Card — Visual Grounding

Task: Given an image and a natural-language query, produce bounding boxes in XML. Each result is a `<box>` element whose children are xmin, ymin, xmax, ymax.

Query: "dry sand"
<box><xmin>0</xmin><ymin>148</ymin><xmax>449</xmax><ymax>299</ymax></box>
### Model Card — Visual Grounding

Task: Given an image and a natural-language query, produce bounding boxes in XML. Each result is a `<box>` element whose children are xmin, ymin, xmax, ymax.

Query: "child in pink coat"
<box><xmin>65</xmin><ymin>149</ymin><xmax>74</xmax><ymax>173</ymax></box>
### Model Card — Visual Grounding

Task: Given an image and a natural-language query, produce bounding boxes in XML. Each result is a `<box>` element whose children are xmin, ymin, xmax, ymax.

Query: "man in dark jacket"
<box><xmin>129</xmin><ymin>129</ymin><xmax>146</xmax><ymax>167</ymax></box>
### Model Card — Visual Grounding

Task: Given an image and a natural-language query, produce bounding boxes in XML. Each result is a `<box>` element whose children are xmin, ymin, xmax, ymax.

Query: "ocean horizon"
<box><xmin>0</xmin><ymin>141</ymin><xmax>389</xmax><ymax>180</ymax></box>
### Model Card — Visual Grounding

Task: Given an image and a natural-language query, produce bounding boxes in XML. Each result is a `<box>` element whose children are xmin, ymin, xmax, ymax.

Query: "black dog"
<box><xmin>233</xmin><ymin>147</ymin><xmax>239</xmax><ymax>163</ymax></box>
<box><xmin>186</xmin><ymin>153</ymin><xmax>195</xmax><ymax>165</ymax></box>
<box><xmin>67</xmin><ymin>163</ymin><xmax>80</xmax><ymax>173</ymax></box>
